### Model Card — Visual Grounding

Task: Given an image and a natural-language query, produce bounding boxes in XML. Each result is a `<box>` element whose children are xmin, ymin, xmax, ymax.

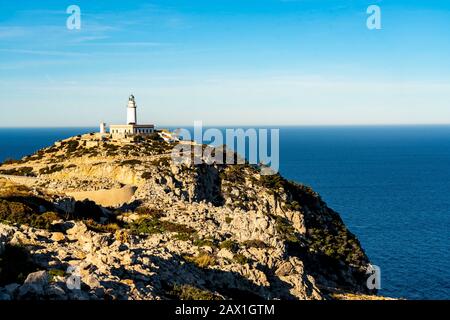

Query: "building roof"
<box><xmin>110</xmin><ymin>124</ymin><xmax>154</xmax><ymax>128</ymax></box>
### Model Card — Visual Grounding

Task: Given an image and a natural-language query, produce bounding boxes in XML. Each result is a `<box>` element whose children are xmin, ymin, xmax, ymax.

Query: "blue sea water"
<box><xmin>0</xmin><ymin>126</ymin><xmax>449</xmax><ymax>300</ymax></box>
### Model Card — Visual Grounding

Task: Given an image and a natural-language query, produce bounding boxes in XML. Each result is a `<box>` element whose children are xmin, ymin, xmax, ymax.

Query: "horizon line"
<box><xmin>0</xmin><ymin>123</ymin><xmax>450</xmax><ymax>129</ymax></box>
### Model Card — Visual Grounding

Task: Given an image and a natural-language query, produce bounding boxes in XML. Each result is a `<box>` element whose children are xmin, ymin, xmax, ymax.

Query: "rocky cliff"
<box><xmin>0</xmin><ymin>133</ymin><xmax>376</xmax><ymax>300</ymax></box>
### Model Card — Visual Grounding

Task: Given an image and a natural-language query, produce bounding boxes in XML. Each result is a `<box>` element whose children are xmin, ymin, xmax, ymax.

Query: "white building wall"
<box><xmin>127</xmin><ymin>107</ymin><xmax>136</xmax><ymax>124</ymax></box>
<box><xmin>99</xmin><ymin>122</ymin><xmax>106</xmax><ymax>134</ymax></box>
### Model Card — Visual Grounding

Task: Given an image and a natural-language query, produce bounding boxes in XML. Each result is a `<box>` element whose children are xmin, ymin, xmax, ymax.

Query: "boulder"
<box><xmin>17</xmin><ymin>271</ymin><xmax>49</xmax><ymax>298</ymax></box>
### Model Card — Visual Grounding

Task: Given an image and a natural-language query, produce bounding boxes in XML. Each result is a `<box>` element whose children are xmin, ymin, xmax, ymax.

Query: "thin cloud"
<box><xmin>0</xmin><ymin>49</ymin><xmax>91</xmax><ymax>57</ymax></box>
<box><xmin>0</xmin><ymin>27</ymin><xmax>30</xmax><ymax>39</ymax></box>
<box><xmin>83</xmin><ymin>41</ymin><xmax>171</xmax><ymax>47</ymax></box>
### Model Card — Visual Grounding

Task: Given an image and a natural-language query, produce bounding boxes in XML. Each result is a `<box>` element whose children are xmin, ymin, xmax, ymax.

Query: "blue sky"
<box><xmin>1</xmin><ymin>0</ymin><xmax>450</xmax><ymax>126</ymax></box>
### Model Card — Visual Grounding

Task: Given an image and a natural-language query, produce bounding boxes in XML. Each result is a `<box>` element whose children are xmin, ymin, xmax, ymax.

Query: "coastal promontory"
<box><xmin>0</xmin><ymin>132</ymin><xmax>378</xmax><ymax>300</ymax></box>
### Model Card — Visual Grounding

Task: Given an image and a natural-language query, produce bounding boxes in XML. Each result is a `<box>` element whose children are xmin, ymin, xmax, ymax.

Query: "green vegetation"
<box><xmin>103</xmin><ymin>143</ymin><xmax>119</xmax><ymax>156</ymax></box>
<box><xmin>129</xmin><ymin>217</ymin><xmax>196</xmax><ymax>236</ymax></box>
<box><xmin>260</xmin><ymin>174</ymin><xmax>285</xmax><ymax>191</ymax></box>
<box><xmin>219</xmin><ymin>239</ymin><xmax>239</xmax><ymax>253</ymax></box>
<box><xmin>172</xmin><ymin>232</ymin><xmax>193</xmax><ymax>241</ymax></box>
<box><xmin>219</xmin><ymin>165</ymin><xmax>247</xmax><ymax>184</ymax></box>
<box><xmin>242</xmin><ymin>239</ymin><xmax>268</xmax><ymax>249</ymax></box>
<box><xmin>259</xmin><ymin>173</ymin><xmax>321</xmax><ymax>209</ymax></box>
<box><xmin>272</xmin><ymin>215</ymin><xmax>301</xmax><ymax>244</ymax></box>
<box><xmin>0</xmin><ymin>166</ymin><xmax>35</xmax><ymax>177</ymax></box>
<box><xmin>307</xmin><ymin>224</ymin><xmax>367</xmax><ymax>265</ymax></box>
<box><xmin>120</xmin><ymin>159</ymin><xmax>142</xmax><ymax>166</ymax></box>
<box><xmin>184</xmin><ymin>253</ymin><xmax>216</xmax><ymax>268</ymax></box>
<box><xmin>193</xmin><ymin>237</ymin><xmax>216</xmax><ymax>248</ymax></box>
<box><xmin>147</xmin><ymin>132</ymin><xmax>163</xmax><ymax>141</ymax></box>
<box><xmin>169</xmin><ymin>284</ymin><xmax>223</xmax><ymax>300</ymax></box>
<box><xmin>134</xmin><ymin>206</ymin><xmax>165</xmax><ymax>218</ymax></box>
<box><xmin>141</xmin><ymin>137</ymin><xmax>173</xmax><ymax>155</ymax></box>
<box><xmin>0</xmin><ymin>200</ymin><xmax>60</xmax><ymax>230</ymax></box>
<box><xmin>48</xmin><ymin>269</ymin><xmax>66</xmax><ymax>282</ymax></box>
<box><xmin>85</xmin><ymin>219</ymin><xmax>121</xmax><ymax>234</ymax></box>
<box><xmin>0</xmin><ymin>244</ymin><xmax>38</xmax><ymax>286</ymax></box>
<box><xmin>233</xmin><ymin>254</ymin><xmax>249</xmax><ymax>265</ymax></box>
<box><xmin>29</xmin><ymin>212</ymin><xmax>60</xmax><ymax>230</ymax></box>
<box><xmin>44</xmin><ymin>147</ymin><xmax>58</xmax><ymax>154</ymax></box>
<box><xmin>65</xmin><ymin>140</ymin><xmax>80</xmax><ymax>153</ymax></box>
<box><xmin>39</xmin><ymin>164</ymin><xmax>65</xmax><ymax>175</ymax></box>
<box><xmin>283</xmin><ymin>200</ymin><xmax>301</xmax><ymax>211</ymax></box>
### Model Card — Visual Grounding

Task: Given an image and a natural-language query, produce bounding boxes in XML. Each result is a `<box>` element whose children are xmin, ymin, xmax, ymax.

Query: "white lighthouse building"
<box><xmin>127</xmin><ymin>95</ymin><xmax>137</xmax><ymax>125</ymax></box>
<box><xmin>108</xmin><ymin>95</ymin><xmax>155</xmax><ymax>138</ymax></box>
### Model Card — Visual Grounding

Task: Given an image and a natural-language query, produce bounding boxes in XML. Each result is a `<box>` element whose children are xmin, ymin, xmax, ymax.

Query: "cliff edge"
<box><xmin>0</xmin><ymin>132</ymin><xmax>377</xmax><ymax>300</ymax></box>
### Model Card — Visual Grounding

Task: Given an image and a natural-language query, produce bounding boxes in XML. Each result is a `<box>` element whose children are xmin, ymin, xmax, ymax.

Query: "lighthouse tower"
<box><xmin>127</xmin><ymin>94</ymin><xmax>137</xmax><ymax>125</ymax></box>
<box><xmin>109</xmin><ymin>95</ymin><xmax>154</xmax><ymax>138</ymax></box>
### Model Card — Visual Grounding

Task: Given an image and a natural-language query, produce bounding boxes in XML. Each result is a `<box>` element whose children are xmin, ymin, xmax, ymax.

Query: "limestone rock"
<box><xmin>51</xmin><ymin>232</ymin><xmax>66</xmax><ymax>242</ymax></box>
<box><xmin>0</xmin><ymin>135</ymin><xmax>374</xmax><ymax>300</ymax></box>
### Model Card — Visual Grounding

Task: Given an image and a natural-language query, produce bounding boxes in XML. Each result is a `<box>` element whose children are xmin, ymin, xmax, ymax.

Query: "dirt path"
<box><xmin>65</xmin><ymin>185</ymin><xmax>137</xmax><ymax>207</ymax></box>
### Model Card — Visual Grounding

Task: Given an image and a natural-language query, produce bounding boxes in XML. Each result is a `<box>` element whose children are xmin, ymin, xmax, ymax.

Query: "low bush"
<box><xmin>0</xmin><ymin>199</ymin><xmax>60</xmax><ymax>230</ymax></box>
<box><xmin>30</xmin><ymin>212</ymin><xmax>60</xmax><ymax>230</ymax></box>
<box><xmin>193</xmin><ymin>238</ymin><xmax>216</xmax><ymax>248</ymax></box>
<box><xmin>219</xmin><ymin>165</ymin><xmax>246</xmax><ymax>184</ymax></box>
<box><xmin>242</xmin><ymin>239</ymin><xmax>268</xmax><ymax>249</ymax></box>
<box><xmin>260</xmin><ymin>174</ymin><xmax>285</xmax><ymax>192</ymax></box>
<box><xmin>66</xmin><ymin>140</ymin><xmax>79</xmax><ymax>153</ymax></box>
<box><xmin>39</xmin><ymin>164</ymin><xmax>64</xmax><ymax>175</ymax></box>
<box><xmin>169</xmin><ymin>284</ymin><xmax>223</xmax><ymax>300</ymax></box>
<box><xmin>233</xmin><ymin>254</ymin><xmax>249</xmax><ymax>265</ymax></box>
<box><xmin>0</xmin><ymin>167</ymin><xmax>35</xmax><ymax>177</ymax></box>
<box><xmin>184</xmin><ymin>253</ymin><xmax>216</xmax><ymax>268</ymax></box>
<box><xmin>48</xmin><ymin>269</ymin><xmax>66</xmax><ymax>282</ymax></box>
<box><xmin>273</xmin><ymin>215</ymin><xmax>301</xmax><ymax>244</ymax></box>
<box><xmin>85</xmin><ymin>219</ymin><xmax>121</xmax><ymax>233</ymax></box>
<box><xmin>135</xmin><ymin>206</ymin><xmax>165</xmax><ymax>218</ymax></box>
<box><xmin>172</xmin><ymin>232</ymin><xmax>193</xmax><ymax>241</ymax></box>
<box><xmin>147</xmin><ymin>132</ymin><xmax>163</xmax><ymax>141</ymax></box>
<box><xmin>219</xmin><ymin>239</ymin><xmax>239</xmax><ymax>253</ymax></box>
<box><xmin>121</xmin><ymin>159</ymin><xmax>142</xmax><ymax>166</ymax></box>
<box><xmin>129</xmin><ymin>217</ymin><xmax>196</xmax><ymax>236</ymax></box>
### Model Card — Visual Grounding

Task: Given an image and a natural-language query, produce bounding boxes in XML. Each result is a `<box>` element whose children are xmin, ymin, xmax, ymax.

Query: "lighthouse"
<box><xmin>127</xmin><ymin>94</ymin><xmax>137</xmax><ymax>125</ymax></box>
<box><xmin>109</xmin><ymin>94</ymin><xmax>155</xmax><ymax>138</ymax></box>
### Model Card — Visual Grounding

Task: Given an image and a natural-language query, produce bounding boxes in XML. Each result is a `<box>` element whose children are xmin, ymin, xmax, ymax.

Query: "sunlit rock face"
<box><xmin>0</xmin><ymin>133</ymin><xmax>375</xmax><ymax>300</ymax></box>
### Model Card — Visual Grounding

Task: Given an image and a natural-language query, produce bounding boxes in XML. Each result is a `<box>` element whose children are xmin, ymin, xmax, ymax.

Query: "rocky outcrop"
<box><xmin>0</xmin><ymin>133</ymin><xmax>376</xmax><ymax>300</ymax></box>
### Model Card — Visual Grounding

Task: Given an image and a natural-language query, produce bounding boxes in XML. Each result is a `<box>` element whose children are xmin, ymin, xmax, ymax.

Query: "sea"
<box><xmin>0</xmin><ymin>126</ymin><xmax>449</xmax><ymax>300</ymax></box>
